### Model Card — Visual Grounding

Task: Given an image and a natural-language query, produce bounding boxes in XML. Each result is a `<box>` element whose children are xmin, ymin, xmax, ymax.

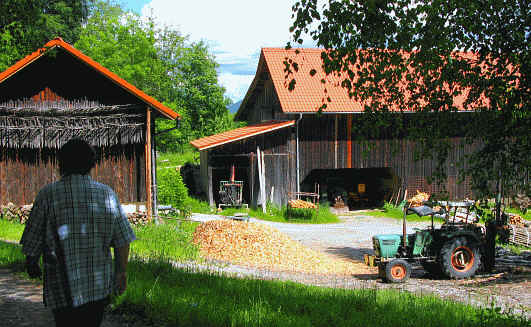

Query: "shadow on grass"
<box><xmin>117</xmin><ymin>257</ymin><xmax>529</xmax><ymax>327</ymax></box>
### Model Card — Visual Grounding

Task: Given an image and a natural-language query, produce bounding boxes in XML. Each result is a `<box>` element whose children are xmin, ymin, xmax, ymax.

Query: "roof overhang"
<box><xmin>0</xmin><ymin>38</ymin><xmax>179</xmax><ymax>120</ymax></box>
<box><xmin>190</xmin><ymin>120</ymin><xmax>295</xmax><ymax>151</ymax></box>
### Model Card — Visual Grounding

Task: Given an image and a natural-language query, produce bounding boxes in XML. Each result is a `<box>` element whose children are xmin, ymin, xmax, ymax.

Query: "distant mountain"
<box><xmin>228</xmin><ymin>100</ymin><xmax>242</xmax><ymax>114</ymax></box>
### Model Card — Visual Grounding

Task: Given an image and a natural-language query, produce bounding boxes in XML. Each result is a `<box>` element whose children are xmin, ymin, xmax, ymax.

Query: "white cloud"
<box><xmin>141</xmin><ymin>0</ymin><xmax>297</xmax><ymax>101</ymax></box>
<box><xmin>218</xmin><ymin>73</ymin><xmax>255</xmax><ymax>102</ymax></box>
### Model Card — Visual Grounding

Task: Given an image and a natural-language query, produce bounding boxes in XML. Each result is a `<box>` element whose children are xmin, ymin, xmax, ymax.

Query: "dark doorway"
<box><xmin>301</xmin><ymin>168</ymin><xmax>398</xmax><ymax>209</ymax></box>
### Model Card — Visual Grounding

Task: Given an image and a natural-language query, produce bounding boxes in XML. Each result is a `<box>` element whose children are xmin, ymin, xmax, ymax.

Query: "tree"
<box><xmin>288</xmin><ymin>0</ymin><xmax>530</xmax><ymax>200</ymax></box>
<box><xmin>75</xmin><ymin>1</ymin><xmax>235</xmax><ymax>152</ymax></box>
<box><xmin>0</xmin><ymin>0</ymin><xmax>91</xmax><ymax>70</ymax></box>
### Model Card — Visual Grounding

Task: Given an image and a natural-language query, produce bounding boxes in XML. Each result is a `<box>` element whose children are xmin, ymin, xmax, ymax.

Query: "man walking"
<box><xmin>20</xmin><ymin>139</ymin><xmax>136</xmax><ymax>327</ymax></box>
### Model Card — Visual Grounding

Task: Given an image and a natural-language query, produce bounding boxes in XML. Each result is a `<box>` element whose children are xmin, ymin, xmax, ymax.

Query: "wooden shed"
<box><xmin>0</xmin><ymin>38</ymin><xmax>179</xmax><ymax>217</ymax></box>
<box><xmin>191</xmin><ymin>48</ymin><xmax>478</xmax><ymax>209</ymax></box>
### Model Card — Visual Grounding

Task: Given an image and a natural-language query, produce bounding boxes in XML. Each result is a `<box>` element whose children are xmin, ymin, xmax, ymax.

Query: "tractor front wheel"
<box><xmin>440</xmin><ymin>237</ymin><xmax>481</xmax><ymax>279</ymax></box>
<box><xmin>384</xmin><ymin>259</ymin><xmax>411</xmax><ymax>283</ymax></box>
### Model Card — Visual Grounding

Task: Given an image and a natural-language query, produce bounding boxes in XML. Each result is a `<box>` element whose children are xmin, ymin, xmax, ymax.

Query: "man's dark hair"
<box><xmin>58</xmin><ymin>139</ymin><xmax>96</xmax><ymax>176</ymax></box>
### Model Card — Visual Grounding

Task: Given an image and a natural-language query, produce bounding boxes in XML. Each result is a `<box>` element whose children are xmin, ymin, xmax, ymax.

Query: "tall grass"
<box><xmin>0</xmin><ymin>218</ymin><xmax>24</xmax><ymax>241</ymax></box>
<box><xmin>0</xmin><ymin>241</ymin><xmax>25</xmax><ymax>268</ymax></box>
<box><xmin>131</xmin><ymin>220</ymin><xmax>199</xmax><ymax>261</ymax></box>
<box><xmin>118</xmin><ymin>257</ymin><xmax>528</xmax><ymax>327</ymax></box>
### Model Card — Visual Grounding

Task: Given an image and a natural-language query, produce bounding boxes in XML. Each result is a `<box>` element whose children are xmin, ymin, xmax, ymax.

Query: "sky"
<box><xmin>122</xmin><ymin>0</ymin><xmax>305</xmax><ymax>102</ymax></box>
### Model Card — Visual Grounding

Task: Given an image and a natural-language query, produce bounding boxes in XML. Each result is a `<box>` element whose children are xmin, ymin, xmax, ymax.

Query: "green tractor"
<box><xmin>370</xmin><ymin>201</ymin><xmax>486</xmax><ymax>283</ymax></box>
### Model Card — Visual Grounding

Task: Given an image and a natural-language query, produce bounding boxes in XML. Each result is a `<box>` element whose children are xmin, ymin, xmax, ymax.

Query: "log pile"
<box><xmin>288</xmin><ymin>199</ymin><xmax>317</xmax><ymax>209</ymax></box>
<box><xmin>408</xmin><ymin>190</ymin><xmax>430</xmax><ymax>207</ymax></box>
<box><xmin>508</xmin><ymin>213</ymin><xmax>527</xmax><ymax>227</ymax></box>
<box><xmin>0</xmin><ymin>202</ymin><xmax>150</xmax><ymax>227</ymax></box>
<box><xmin>193</xmin><ymin>220</ymin><xmax>369</xmax><ymax>275</ymax></box>
<box><xmin>127</xmin><ymin>212</ymin><xmax>150</xmax><ymax>226</ymax></box>
<box><xmin>0</xmin><ymin>203</ymin><xmax>32</xmax><ymax>224</ymax></box>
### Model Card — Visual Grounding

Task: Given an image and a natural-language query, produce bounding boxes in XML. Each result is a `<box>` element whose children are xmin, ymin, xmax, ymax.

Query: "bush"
<box><xmin>157</xmin><ymin>167</ymin><xmax>189</xmax><ymax>210</ymax></box>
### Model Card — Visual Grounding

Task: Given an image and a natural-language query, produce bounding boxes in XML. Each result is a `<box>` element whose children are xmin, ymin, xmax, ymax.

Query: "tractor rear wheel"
<box><xmin>384</xmin><ymin>259</ymin><xmax>411</xmax><ymax>283</ymax></box>
<box><xmin>440</xmin><ymin>237</ymin><xmax>481</xmax><ymax>279</ymax></box>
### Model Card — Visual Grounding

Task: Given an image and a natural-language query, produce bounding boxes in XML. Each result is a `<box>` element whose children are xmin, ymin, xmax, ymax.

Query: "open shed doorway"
<box><xmin>208</xmin><ymin>155</ymin><xmax>252</xmax><ymax>208</ymax></box>
<box><xmin>301</xmin><ymin>168</ymin><xmax>398</xmax><ymax>209</ymax></box>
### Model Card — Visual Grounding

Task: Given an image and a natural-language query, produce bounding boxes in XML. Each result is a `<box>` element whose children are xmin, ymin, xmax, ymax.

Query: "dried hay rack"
<box><xmin>0</xmin><ymin>100</ymin><xmax>145</xmax><ymax>149</ymax></box>
<box><xmin>505</xmin><ymin>213</ymin><xmax>531</xmax><ymax>248</ymax></box>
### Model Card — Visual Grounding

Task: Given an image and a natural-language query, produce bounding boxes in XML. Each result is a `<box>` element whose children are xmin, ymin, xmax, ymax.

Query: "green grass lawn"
<box><xmin>0</xmin><ymin>218</ymin><xmax>528</xmax><ymax>327</ymax></box>
<box><xmin>360</xmin><ymin>204</ymin><xmax>445</xmax><ymax>223</ymax></box>
<box><xmin>220</xmin><ymin>203</ymin><xmax>341</xmax><ymax>224</ymax></box>
<box><xmin>157</xmin><ymin>150</ymin><xmax>199</xmax><ymax>168</ymax></box>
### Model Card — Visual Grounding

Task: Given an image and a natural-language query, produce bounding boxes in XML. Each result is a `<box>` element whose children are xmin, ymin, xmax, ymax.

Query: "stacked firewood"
<box><xmin>127</xmin><ymin>212</ymin><xmax>150</xmax><ymax>226</ymax></box>
<box><xmin>408</xmin><ymin>190</ymin><xmax>430</xmax><ymax>207</ymax></box>
<box><xmin>508</xmin><ymin>213</ymin><xmax>527</xmax><ymax>227</ymax></box>
<box><xmin>0</xmin><ymin>203</ymin><xmax>150</xmax><ymax>226</ymax></box>
<box><xmin>0</xmin><ymin>203</ymin><xmax>32</xmax><ymax>224</ymax></box>
<box><xmin>288</xmin><ymin>199</ymin><xmax>317</xmax><ymax>209</ymax></box>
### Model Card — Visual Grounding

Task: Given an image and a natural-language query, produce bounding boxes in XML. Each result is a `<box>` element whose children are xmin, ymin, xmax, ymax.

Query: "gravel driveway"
<box><xmin>191</xmin><ymin>212</ymin><xmax>530</xmax><ymax>318</ymax></box>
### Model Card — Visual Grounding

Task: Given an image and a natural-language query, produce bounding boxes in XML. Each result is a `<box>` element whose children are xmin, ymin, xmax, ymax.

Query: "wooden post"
<box><xmin>151</xmin><ymin>113</ymin><xmax>158</xmax><ymax>224</ymax></box>
<box><xmin>249</xmin><ymin>152</ymin><xmax>255</xmax><ymax>207</ymax></box>
<box><xmin>347</xmin><ymin>114</ymin><xmax>352</xmax><ymax>168</ymax></box>
<box><xmin>145</xmin><ymin>108</ymin><xmax>152</xmax><ymax>221</ymax></box>
<box><xmin>207</xmin><ymin>164</ymin><xmax>214</xmax><ymax>207</ymax></box>
<box><xmin>334</xmin><ymin>115</ymin><xmax>338</xmax><ymax>169</ymax></box>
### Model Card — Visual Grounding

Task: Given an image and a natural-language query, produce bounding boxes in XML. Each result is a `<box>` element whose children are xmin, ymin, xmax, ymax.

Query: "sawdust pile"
<box><xmin>193</xmin><ymin>220</ymin><xmax>368</xmax><ymax>275</ymax></box>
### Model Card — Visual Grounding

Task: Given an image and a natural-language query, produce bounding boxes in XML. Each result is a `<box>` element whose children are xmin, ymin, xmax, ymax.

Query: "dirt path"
<box><xmin>0</xmin><ymin>268</ymin><xmax>151</xmax><ymax>327</ymax></box>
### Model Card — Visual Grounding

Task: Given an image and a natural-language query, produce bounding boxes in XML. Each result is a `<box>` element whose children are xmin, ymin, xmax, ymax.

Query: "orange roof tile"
<box><xmin>0</xmin><ymin>38</ymin><xmax>178</xmax><ymax>120</ymax></box>
<box><xmin>237</xmin><ymin>48</ymin><xmax>487</xmax><ymax>116</ymax></box>
<box><xmin>190</xmin><ymin>120</ymin><xmax>295</xmax><ymax>151</ymax></box>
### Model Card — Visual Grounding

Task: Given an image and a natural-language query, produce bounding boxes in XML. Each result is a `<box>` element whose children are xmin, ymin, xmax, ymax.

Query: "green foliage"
<box><xmin>288</xmin><ymin>0</ymin><xmax>530</xmax><ymax>199</ymax></box>
<box><xmin>74</xmin><ymin>1</ymin><xmax>237</xmax><ymax>153</ymax></box>
<box><xmin>157</xmin><ymin>167</ymin><xmax>188</xmax><ymax>210</ymax></box>
<box><xmin>0</xmin><ymin>0</ymin><xmax>90</xmax><ymax>70</ymax></box>
<box><xmin>157</xmin><ymin>148</ymin><xmax>199</xmax><ymax>168</ymax></box>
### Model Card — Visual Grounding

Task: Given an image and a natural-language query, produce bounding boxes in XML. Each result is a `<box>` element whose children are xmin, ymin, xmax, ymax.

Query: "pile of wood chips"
<box><xmin>193</xmin><ymin>220</ymin><xmax>368</xmax><ymax>276</ymax></box>
<box><xmin>0</xmin><ymin>203</ymin><xmax>32</xmax><ymax>224</ymax></box>
<box><xmin>408</xmin><ymin>190</ymin><xmax>430</xmax><ymax>207</ymax></box>
<box><xmin>288</xmin><ymin>199</ymin><xmax>317</xmax><ymax>209</ymax></box>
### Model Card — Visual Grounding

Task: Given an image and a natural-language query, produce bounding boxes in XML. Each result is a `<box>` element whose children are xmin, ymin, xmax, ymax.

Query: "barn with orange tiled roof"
<box><xmin>191</xmin><ymin>48</ymin><xmax>478</xmax><ymax>208</ymax></box>
<box><xmin>0</xmin><ymin>38</ymin><xmax>179</xmax><ymax>218</ymax></box>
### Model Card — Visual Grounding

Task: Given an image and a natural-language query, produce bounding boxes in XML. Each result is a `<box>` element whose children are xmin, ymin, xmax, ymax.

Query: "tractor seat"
<box><xmin>407</xmin><ymin>205</ymin><xmax>435</xmax><ymax>217</ymax></box>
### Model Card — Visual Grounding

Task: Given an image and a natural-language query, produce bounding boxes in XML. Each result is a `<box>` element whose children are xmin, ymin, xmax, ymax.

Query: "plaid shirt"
<box><xmin>20</xmin><ymin>174</ymin><xmax>136</xmax><ymax>309</ymax></box>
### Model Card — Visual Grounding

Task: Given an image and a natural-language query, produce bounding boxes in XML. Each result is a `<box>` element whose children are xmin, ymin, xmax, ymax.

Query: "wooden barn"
<box><xmin>0</xmin><ymin>38</ymin><xmax>179</xmax><ymax>217</ymax></box>
<box><xmin>191</xmin><ymin>48</ymin><xmax>477</xmax><ymax>209</ymax></box>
